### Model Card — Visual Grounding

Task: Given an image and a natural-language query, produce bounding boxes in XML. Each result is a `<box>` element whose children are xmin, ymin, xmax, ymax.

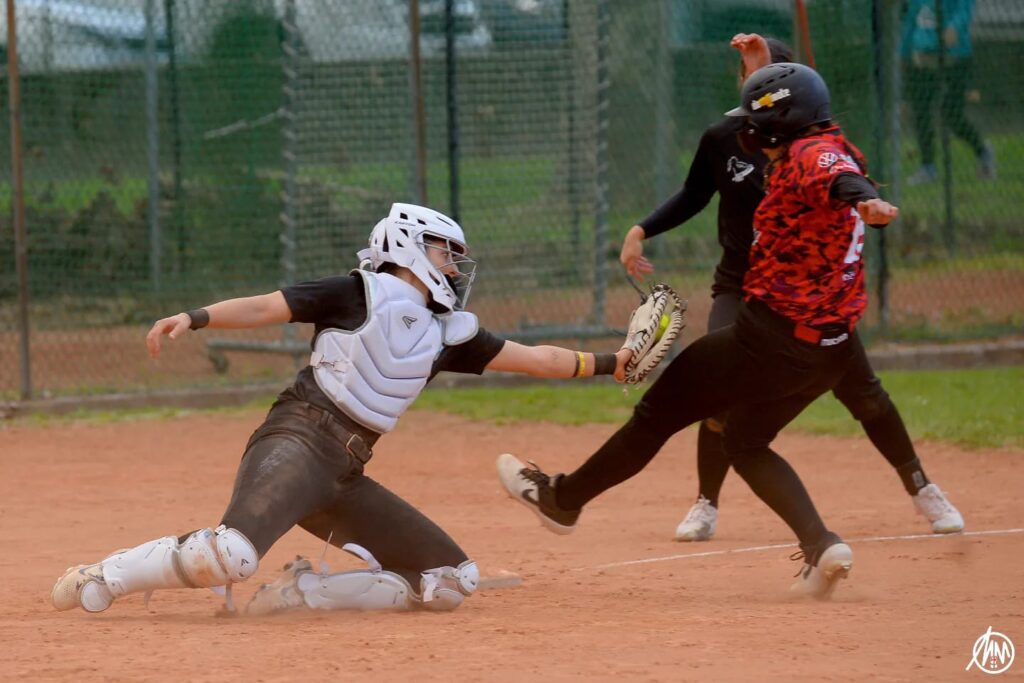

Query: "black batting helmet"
<box><xmin>726</xmin><ymin>62</ymin><xmax>831</xmax><ymax>146</ymax></box>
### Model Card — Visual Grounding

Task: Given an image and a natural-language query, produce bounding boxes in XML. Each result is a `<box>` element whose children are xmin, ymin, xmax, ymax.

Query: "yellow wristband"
<box><xmin>577</xmin><ymin>351</ymin><xmax>586</xmax><ymax>378</ymax></box>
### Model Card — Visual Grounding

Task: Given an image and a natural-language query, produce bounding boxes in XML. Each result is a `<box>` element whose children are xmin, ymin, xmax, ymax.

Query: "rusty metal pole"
<box><xmin>408</xmin><ymin>0</ymin><xmax>428</xmax><ymax>205</ymax></box>
<box><xmin>6</xmin><ymin>0</ymin><xmax>32</xmax><ymax>399</ymax></box>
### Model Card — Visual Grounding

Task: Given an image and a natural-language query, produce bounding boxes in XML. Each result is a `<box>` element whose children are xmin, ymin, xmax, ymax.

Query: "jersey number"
<box><xmin>844</xmin><ymin>209</ymin><xmax>866</xmax><ymax>265</ymax></box>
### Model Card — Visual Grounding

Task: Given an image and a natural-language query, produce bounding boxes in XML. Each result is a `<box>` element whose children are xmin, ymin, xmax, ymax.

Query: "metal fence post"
<box><xmin>650</xmin><ymin>0</ymin><xmax>672</xmax><ymax>260</ymax></box>
<box><xmin>445</xmin><ymin>0</ymin><xmax>460</xmax><ymax>222</ymax></box>
<box><xmin>280</xmin><ymin>0</ymin><xmax>299</xmax><ymax>362</ymax></box>
<box><xmin>591</xmin><ymin>0</ymin><xmax>610</xmax><ymax>326</ymax></box>
<box><xmin>936</xmin><ymin>0</ymin><xmax>956</xmax><ymax>256</ymax></box>
<box><xmin>6</xmin><ymin>0</ymin><xmax>32</xmax><ymax>400</ymax></box>
<box><xmin>564</xmin><ymin>0</ymin><xmax>582</xmax><ymax>282</ymax></box>
<box><xmin>145</xmin><ymin>0</ymin><xmax>162</xmax><ymax>292</ymax></box>
<box><xmin>163</xmin><ymin>0</ymin><xmax>185</xmax><ymax>276</ymax></box>
<box><xmin>408</xmin><ymin>0</ymin><xmax>428</xmax><ymax>205</ymax></box>
<box><xmin>878</xmin><ymin>0</ymin><xmax>902</xmax><ymax>332</ymax></box>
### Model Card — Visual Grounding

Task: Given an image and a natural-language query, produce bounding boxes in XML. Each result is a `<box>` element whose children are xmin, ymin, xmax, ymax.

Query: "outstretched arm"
<box><xmin>146</xmin><ymin>291</ymin><xmax>292</xmax><ymax>359</ymax></box>
<box><xmin>485</xmin><ymin>341</ymin><xmax>631</xmax><ymax>382</ymax></box>
<box><xmin>623</xmin><ymin>130</ymin><xmax>718</xmax><ymax>278</ymax></box>
<box><xmin>829</xmin><ymin>173</ymin><xmax>899</xmax><ymax>228</ymax></box>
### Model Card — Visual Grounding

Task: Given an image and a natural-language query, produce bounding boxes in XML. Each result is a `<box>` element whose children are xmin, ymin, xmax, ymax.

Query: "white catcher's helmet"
<box><xmin>357</xmin><ymin>203</ymin><xmax>477</xmax><ymax>313</ymax></box>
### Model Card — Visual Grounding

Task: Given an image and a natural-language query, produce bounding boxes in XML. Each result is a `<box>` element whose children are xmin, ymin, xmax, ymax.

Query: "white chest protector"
<box><xmin>310</xmin><ymin>270</ymin><xmax>478</xmax><ymax>434</ymax></box>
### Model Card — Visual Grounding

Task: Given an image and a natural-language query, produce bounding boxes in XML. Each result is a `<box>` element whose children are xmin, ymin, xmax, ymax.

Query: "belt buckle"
<box><xmin>345</xmin><ymin>432</ymin><xmax>370</xmax><ymax>464</ymax></box>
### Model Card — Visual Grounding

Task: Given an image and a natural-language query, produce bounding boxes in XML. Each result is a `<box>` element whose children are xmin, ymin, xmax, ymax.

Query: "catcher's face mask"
<box><xmin>423</xmin><ymin>234</ymin><xmax>476</xmax><ymax>311</ymax></box>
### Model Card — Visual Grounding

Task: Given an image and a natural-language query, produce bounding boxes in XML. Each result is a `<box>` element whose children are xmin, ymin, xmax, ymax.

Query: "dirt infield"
<box><xmin>2</xmin><ymin>408</ymin><xmax>1022</xmax><ymax>682</ymax></box>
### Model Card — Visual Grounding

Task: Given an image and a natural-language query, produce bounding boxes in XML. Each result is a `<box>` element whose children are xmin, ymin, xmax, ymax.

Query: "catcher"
<box><xmin>52</xmin><ymin>203</ymin><xmax>658</xmax><ymax>616</ymax></box>
<box><xmin>499</xmin><ymin>61</ymin><xmax>899</xmax><ymax>599</ymax></box>
<box><xmin>627</xmin><ymin>34</ymin><xmax>962</xmax><ymax>542</ymax></box>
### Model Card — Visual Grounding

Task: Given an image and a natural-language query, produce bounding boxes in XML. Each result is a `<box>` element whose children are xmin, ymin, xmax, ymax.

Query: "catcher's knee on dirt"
<box><xmin>52</xmin><ymin>525</ymin><xmax>258</xmax><ymax>612</ymax></box>
<box><xmin>249</xmin><ymin>543</ymin><xmax>478</xmax><ymax>614</ymax></box>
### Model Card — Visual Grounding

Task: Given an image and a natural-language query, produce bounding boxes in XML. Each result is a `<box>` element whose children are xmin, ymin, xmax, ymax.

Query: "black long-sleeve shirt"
<box><xmin>638</xmin><ymin>117</ymin><xmax>879</xmax><ymax>295</ymax></box>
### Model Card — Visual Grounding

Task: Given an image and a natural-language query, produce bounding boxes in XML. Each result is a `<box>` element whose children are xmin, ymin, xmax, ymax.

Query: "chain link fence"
<box><xmin>1</xmin><ymin>0</ymin><xmax>1022</xmax><ymax>400</ymax></box>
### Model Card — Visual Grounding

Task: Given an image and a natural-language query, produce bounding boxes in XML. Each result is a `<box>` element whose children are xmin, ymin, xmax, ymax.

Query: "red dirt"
<box><xmin>2</xmin><ymin>408</ymin><xmax>1022</xmax><ymax>681</ymax></box>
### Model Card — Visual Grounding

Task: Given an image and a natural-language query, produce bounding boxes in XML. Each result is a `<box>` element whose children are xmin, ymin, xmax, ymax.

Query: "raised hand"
<box><xmin>731</xmin><ymin>33</ymin><xmax>771</xmax><ymax>78</ymax></box>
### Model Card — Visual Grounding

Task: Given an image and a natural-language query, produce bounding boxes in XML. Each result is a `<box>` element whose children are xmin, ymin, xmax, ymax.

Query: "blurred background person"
<box><xmin>902</xmin><ymin>0</ymin><xmax>995</xmax><ymax>185</ymax></box>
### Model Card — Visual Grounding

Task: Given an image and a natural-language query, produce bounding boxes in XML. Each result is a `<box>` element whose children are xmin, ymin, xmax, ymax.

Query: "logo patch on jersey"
<box><xmin>727</xmin><ymin>156</ymin><xmax>755</xmax><ymax>183</ymax></box>
<box><xmin>819</xmin><ymin>151</ymin><xmax>861</xmax><ymax>174</ymax></box>
<box><xmin>751</xmin><ymin>88</ymin><xmax>790</xmax><ymax>110</ymax></box>
<box><xmin>402</xmin><ymin>315</ymin><xmax>418</xmax><ymax>329</ymax></box>
<box><xmin>817</xmin><ymin>152</ymin><xmax>838</xmax><ymax>168</ymax></box>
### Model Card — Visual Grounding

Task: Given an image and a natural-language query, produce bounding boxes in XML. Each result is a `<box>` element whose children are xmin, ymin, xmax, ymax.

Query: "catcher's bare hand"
<box><xmin>146</xmin><ymin>313</ymin><xmax>192</xmax><ymax>359</ymax></box>
<box><xmin>731</xmin><ymin>33</ymin><xmax>771</xmax><ymax>76</ymax></box>
<box><xmin>613</xmin><ymin>348</ymin><xmax>632</xmax><ymax>383</ymax></box>
<box><xmin>856</xmin><ymin>198</ymin><xmax>899</xmax><ymax>226</ymax></box>
<box><xmin>621</xmin><ymin>225</ymin><xmax>654</xmax><ymax>279</ymax></box>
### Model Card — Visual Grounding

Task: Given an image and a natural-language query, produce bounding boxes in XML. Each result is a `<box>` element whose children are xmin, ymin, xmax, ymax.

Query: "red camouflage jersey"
<box><xmin>744</xmin><ymin>127</ymin><xmax>870</xmax><ymax>327</ymax></box>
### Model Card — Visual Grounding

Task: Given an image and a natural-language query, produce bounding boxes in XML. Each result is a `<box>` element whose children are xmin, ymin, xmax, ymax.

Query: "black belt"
<box><xmin>270</xmin><ymin>400</ymin><xmax>378</xmax><ymax>465</ymax></box>
<box><xmin>746</xmin><ymin>298</ymin><xmax>851</xmax><ymax>347</ymax></box>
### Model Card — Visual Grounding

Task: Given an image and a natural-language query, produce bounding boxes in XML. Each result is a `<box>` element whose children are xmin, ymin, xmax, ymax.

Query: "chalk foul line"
<box><xmin>573</xmin><ymin>527</ymin><xmax>1024</xmax><ymax>572</ymax></box>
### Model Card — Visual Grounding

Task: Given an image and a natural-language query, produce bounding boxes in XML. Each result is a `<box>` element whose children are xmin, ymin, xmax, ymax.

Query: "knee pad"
<box><xmin>419</xmin><ymin>559</ymin><xmax>479</xmax><ymax>611</ymax></box>
<box><xmin>101</xmin><ymin>526</ymin><xmax>258</xmax><ymax>597</ymax></box>
<box><xmin>282</xmin><ymin>545</ymin><xmax>478</xmax><ymax>613</ymax></box>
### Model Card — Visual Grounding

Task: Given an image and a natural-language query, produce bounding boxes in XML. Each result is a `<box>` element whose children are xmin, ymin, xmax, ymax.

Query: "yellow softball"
<box><xmin>654</xmin><ymin>313</ymin><xmax>670</xmax><ymax>342</ymax></box>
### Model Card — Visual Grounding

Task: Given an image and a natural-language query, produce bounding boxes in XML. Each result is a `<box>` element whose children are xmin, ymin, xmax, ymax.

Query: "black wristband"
<box><xmin>593</xmin><ymin>353</ymin><xmax>617</xmax><ymax>376</ymax></box>
<box><xmin>186</xmin><ymin>309</ymin><xmax>210</xmax><ymax>330</ymax></box>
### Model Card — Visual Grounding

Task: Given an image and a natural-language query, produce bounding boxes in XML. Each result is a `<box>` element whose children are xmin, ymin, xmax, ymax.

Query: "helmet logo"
<box><xmin>751</xmin><ymin>88</ymin><xmax>791</xmax><ymax>110</ymax></box>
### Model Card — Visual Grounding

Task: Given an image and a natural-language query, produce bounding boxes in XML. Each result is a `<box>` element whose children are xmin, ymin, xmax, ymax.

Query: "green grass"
<box><xmin>416</xmin><ymin>367</ymin><xmax>1024</xmax><ymax>450</ymax></box>
<box><xmin>5</xmin><ymin>368</ymin><xmax>1021</xmax><ymax>450</ymax></box>
<box><xmin>5</xmin><ymin>397</ymin><xmax>275</xmax><ymax>430</ymax></box>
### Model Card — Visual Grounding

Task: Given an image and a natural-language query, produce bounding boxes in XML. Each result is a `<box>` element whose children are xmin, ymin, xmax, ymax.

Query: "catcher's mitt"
<box><xmin>621</xmin><ymin>283</ymin><xmax>687</xmax><ymax>385</ymax></box>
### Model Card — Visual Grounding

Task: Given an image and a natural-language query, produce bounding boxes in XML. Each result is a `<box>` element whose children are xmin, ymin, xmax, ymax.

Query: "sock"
<box><xmin>860</xmin><ymin>403</ymin><xmax>928</xmax><ymax>494</ymax></box>
<box><xmin>696</xmin><ymin>421</ymin><xmax>730</xmax><ymax>508</ymax></box>
<box><xmin>895</xmin><ymin>457</ymin><xmax>931</xmax><ymax>496</ymax></box>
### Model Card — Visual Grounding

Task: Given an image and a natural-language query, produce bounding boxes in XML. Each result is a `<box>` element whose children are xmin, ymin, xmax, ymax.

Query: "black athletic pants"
<box><xmin>905</xmin><ymin>59</ymin><xmax>986</xmax><ymax>166</ymax></box>
<box><xmin>218</xmin><ymin>400</ymin><xmax>467</xmax><ymax>587</ymax></box>
<box><xmin>557</xmin><ymin>298</ymin><xmax>853</xmax><ymax>550</ymax></box>
<box><xmin>695</xmin><ymin>292</ymin><xmax>921</xmax><ymax>507</ymax></box>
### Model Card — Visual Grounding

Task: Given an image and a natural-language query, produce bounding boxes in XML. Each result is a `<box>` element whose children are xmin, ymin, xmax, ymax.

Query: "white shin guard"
<box><xmin>294</xmin><ymin>543</ymin><xmax>478</xmax><ymax>612</ymax></box>
<box><xmin>102</xmin><ymin>526</ymin><xmax>258</xmax><ymax>598</ymax></box>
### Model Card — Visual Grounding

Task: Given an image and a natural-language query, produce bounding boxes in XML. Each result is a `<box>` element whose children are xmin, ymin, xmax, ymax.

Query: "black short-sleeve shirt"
<box><xmin>276</xmin><ymin>273</ymin><xmax>506</xmax><ymax>422</ymax></box>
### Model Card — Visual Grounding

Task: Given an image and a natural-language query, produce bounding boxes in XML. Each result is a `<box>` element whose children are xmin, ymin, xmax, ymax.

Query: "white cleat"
<box><xmin>674</xmin><ymin>495</ymin><xmax>718</xmax><ymax>542</ymax></box>
<box><xmin>913</xmin><ymin>483</ymin><xmax>964</xmax><ymax>534</ymax></box>
<box><xmin>52</xmin><ymin>563</ymin><xmax>115</xmax><ymax>613</ymax></box>
<box><xmin>790</xmin><ymin>541</ymin><xmax>853</xmax><ymax>600</ymax></box>
<box><xmin>246</xmin><ymin>557</ymin><xmax>314</xmax><ymax>616</ymax></box>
